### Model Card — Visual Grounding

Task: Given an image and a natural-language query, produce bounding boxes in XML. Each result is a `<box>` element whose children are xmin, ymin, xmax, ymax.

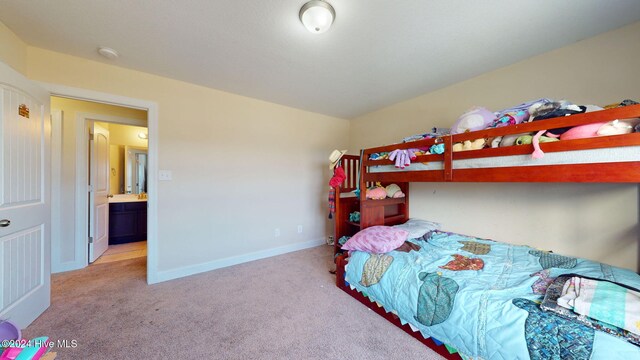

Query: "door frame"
<box><xmin>38</xmin><ymin>81</ymin><xmax>160</xmax><ymax>284</ymax></box>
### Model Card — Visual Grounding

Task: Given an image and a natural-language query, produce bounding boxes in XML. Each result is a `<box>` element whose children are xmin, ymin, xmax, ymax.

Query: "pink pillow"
<box><xmin>560</xmin><ymin>122</ymin><xmax>607</xmax><ymax>141</ymax></box>
<box><xmin>341</xmin><ymin>226</ymin><xmax>409</xmax><ymax>254</ymax></box>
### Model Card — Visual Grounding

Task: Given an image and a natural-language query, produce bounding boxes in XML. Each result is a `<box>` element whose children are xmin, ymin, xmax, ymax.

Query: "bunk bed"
<box><xmin>330</xmin><ymin>104</ymin><xmax>640</xmax><ymax>359</ymax></box>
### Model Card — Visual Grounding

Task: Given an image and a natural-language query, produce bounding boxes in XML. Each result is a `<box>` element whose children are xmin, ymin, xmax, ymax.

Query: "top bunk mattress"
<box><xmin>369</xmin><ymin>145</ymin><xmax>640</xmax><ymax>173</ymax></box>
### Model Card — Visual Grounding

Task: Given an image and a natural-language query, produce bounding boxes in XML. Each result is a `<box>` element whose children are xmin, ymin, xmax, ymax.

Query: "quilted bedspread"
<box><xmin>344</xmin><ymin>231</ymin><xmax>640</xmax><ymax>359</ymax></box>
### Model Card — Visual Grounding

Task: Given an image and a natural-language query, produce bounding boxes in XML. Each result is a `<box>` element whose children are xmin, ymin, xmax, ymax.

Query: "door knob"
<box><xmin>107</xmin><ymin>194</ymin><xmax>114</xmax><ymax>198</ymax></box>
<box><xmin>0</xmin><ymin>219</ymin><xmax>10</xmax><ymax>227</ymax></box>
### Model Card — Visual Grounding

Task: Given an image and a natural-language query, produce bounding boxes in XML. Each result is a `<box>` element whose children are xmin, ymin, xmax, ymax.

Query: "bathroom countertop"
<box><xmin>109</xmin><ymin>195</ymin><xmax>148</xmax><ymax>203</ymax></box>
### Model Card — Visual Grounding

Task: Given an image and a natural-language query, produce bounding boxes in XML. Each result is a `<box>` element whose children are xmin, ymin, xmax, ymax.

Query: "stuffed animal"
<box><xmin>385</xmin><ymin>183</ymin><xmax>405</xmax><ymax>198</ymax></box>
<box><xmin>429</xmin><ymin>143</ymin><xmax>445</xmax><ymax>154</ymax></box>
<box><xmin>489</xmin><ymin>136</ymin><xmax>502</xmax><ymax>148</ymax></box>
<box><xmin>597</xmin><ymin>119</ymin><xmax>638</xmax><ymax>136</ymax></box>
<box><xmin>500</xmin><ymin>133</ymin><xmax>532</xmax><ymax>147</ymax></box>
<box><xmin>366</xmin><ymin>186</ymin><xmax>387</xmax><ymax>200</ymax></box>
<box><xmin>560</xmin><ymin>122</ymin><xmax>608</xmax><ymax>141</ymax></box>
<box><xmin>464</xmin><ymin>138</ymin><xmax>485</xmax><ymax>150</ymax></box>
<box><xmin>452</xmin><ymin>138</ymin><xmax>485</xmax><ymax>152</ymax></box>
<box><xmin>450</xmin><ymin>107</ymin><xmax>496</xmax><ymax>134</ymax></box>
<box><xmin>515</xmin><ymin>135</ymin><xmax>558</xmax><ymax>145</ymax></box>
<box><xmin>388</xmin><ymin>149</ymin><xmax>419</xmax><ymax>169</ymax></box>
<box><xmin>529</xmin><ymin>101</ymin><xmax>594</xmax><ymax>159</ymax></box>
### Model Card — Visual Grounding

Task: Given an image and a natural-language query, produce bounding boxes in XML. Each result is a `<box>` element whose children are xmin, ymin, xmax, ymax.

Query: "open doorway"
<box><xmin>50</xmin><ymin>95</ymin><xmax>151</xmax><ymax>274</ymax></box>
<box><xmin>90</xmin><ymin>121</ymin><xmax>149</xmax><ymax>265</ymax></box>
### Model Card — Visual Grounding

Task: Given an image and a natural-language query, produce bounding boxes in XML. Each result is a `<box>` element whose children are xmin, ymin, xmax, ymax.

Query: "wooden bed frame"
<box><xmin>331</xmin><ymin>104</ymin><xmax>640</xmax><ymax>358</ymax></box>
<box><xmin>333</xmin><ymin>154</ymin><xmax>410</xmax><ymax>257</ymax></box>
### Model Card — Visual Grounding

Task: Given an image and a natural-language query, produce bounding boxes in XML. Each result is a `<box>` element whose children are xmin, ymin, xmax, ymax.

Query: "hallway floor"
<box><xmin>93</xmin><ymin>241</ymin><xmax>146</xmax><ymax>264</ymax></box>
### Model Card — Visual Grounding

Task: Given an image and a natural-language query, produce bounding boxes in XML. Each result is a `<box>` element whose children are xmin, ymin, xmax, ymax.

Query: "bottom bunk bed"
<box><xmin>335</xmin><ymin>226</ymin><xmax>640</xmax><ymax>359</ymax></box>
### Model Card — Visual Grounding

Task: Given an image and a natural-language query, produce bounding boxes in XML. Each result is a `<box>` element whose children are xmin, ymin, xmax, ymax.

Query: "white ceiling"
<box><xmin>1</xmin><ymin>1</ymin><xmax>639</xmax><ymax>119</ymax></box>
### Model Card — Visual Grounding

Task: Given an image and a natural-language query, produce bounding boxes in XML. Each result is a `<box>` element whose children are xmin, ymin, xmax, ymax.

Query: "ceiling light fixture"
<box><xmin>138</xmin><ymin>132</ymin><xmax>148</xmax><ymax>140</ymax></box>
<box><xmin>97</xmin><ymin>46</ymin><xmax>119</xmax><ymax>60</ymax></box>
<box><xmin>299</xmin><ymin>0</ymin><xmax>335</xmax><ymax>34</ymax></box>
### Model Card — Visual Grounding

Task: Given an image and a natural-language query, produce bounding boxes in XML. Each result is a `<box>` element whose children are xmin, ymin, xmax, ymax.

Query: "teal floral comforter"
<box><xmin>344</xmin><ymin>231</ymin><xmax>640</xmax><ymax>359</ymax></box>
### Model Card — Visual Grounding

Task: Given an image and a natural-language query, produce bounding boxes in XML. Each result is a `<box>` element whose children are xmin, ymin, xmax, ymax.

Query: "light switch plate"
<box><xmin>159</xmin><ymin>170</ymin><xmax>172</xmax><ymax>181</ymax></box>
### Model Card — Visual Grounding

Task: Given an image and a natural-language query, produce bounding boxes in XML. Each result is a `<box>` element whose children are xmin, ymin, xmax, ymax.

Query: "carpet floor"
<box><xmin>23</xmin><ymin>245</ymin><xmax>444</xmax><ymax>360</ymax></box>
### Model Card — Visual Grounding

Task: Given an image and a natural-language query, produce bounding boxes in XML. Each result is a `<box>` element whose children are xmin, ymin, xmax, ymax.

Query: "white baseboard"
<box><xmin>152</xmin><ymin>238</ymin><xmax>325</xmax><ymax>284</ymax></box>
<box><xmin>52</xmin><ymin>261</ymin><xmax>85</xmax><ymax>274</ymax></box>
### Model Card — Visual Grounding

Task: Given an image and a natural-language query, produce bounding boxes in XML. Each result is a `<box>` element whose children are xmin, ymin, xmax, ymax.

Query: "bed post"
<box><xmin>444</xmin><ymin>135</ymin><xmax>453</xmax><ymax>182</ymax></box>
<box><xmin>335</xmin><ymin>254</ymin><xmax>347</xmax><ymax>289</ymax></box>
<box><xmin>359</xmin><ymin>149</ymin><xmax>385</xmax><ymax>229</ymax></box>
<box><xmin>401</xmin><ymin>182</ymin><xmax>410</xmax><ymax>223</ymax></box>
<box><xmin>359</xmin><ymin>149</ymin><xmax>367</xmax><ymax>204</ymax></box>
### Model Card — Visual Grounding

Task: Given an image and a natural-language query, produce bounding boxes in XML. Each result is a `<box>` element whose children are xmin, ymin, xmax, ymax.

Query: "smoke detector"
<box><xmin>97</xmin><ymin>47</ymin><xmax>119</xmax><ymax>60</ymax></box>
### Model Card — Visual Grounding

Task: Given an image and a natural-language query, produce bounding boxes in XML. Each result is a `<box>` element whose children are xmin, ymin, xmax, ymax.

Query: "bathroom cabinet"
<box><xmin>109</xmin><ymin>201</ymin><xmax>147</xmax><ymax>244</ymax></box>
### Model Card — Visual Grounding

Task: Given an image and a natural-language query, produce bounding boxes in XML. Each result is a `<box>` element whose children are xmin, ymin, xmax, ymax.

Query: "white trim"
<box><xmin>36</xmin><ymin>82</ymin><xmax>148</xmax><ymax>111</ymax></box>
<box><xmin>79</xmin><ymin>112</ymin><xmax>147</xmax><ymax>127</ymax></box>
<box><xmin>53</xmin><ymin>262</ymin><xmax>85</xmax><ymax>273</ymax></box>
<box><xmin>74</xmin><ymin>114</ymin><xmax>88</xmax><ymax>267</ymax></box>
<box><xmin>37</xmin><ymin>82</ymin><xmax>160</xmax><ymax>284</ymax></box>
<box><xmin>155</xmin><ymin>240</ymin><xmax>326</xmax><ymax>283</ymax></box>
<box><xmin>50</xmin><ymin>110</ymin><xmax>65</xmax><ymax>273</ymax></box>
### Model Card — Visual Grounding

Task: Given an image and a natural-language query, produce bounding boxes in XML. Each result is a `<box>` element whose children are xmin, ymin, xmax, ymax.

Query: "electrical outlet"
<box><xmin>274</xmin><ymin>228</ymin><xmax>280</xmax><ymax>237</ymax></box>
<box><xmin>297</xmin><ymin>225</ymin><xmax>303</xmax><ymax>233</ymax></box>
<box><xmin>158</xmin><ymin>170</ymin><xmax>172</xmax><ymax>181</ymax></box>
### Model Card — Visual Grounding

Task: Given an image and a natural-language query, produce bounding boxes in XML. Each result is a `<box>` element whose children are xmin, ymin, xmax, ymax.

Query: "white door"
<box><xmin>88</xmin><ymin>123</ymin><xmax>110</xmax><ymax>263</ymax></box>
<box><xmin>0</xmin><ymin>62</ymin><xmax>51</xmax><ymax>328</ymax></box>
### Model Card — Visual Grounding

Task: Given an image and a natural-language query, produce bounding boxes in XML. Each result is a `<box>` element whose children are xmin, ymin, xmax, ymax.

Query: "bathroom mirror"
<box><xmin>124</xmin><ymin>146</ymin><xmax>148</xmax><ymax>194</ymax></box>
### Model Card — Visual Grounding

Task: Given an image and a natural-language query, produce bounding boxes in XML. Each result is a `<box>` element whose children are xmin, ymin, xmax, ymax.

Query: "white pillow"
<box><xmin>393</xmin><ymin>218</ymin><xmax>441</xmax><ymax>239</ymax></box>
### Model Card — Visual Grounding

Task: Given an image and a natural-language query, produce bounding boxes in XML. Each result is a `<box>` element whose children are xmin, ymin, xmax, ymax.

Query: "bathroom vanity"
<box><xmin>108</xmin><ymin>195</ymin><xmax>147</xmax><ymax>244</ymax></box>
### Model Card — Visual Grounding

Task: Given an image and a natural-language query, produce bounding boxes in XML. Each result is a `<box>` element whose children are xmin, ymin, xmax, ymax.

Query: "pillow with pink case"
<box><xmin>341</xmin><ymin>226</ymin><xmax>409</xmax><ymax>254</ymax></box>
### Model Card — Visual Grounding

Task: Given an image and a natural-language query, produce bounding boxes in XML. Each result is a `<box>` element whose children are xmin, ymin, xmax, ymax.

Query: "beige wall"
<box><xmin>26</xmin><ymin>46</ymin><xmax>350</xmax><ymax>275</ymax></box>
<box><xmin>0</xmin><ymin>21</ymin><xmax>27</xmax><ymax>74</ymax></box>
<box><xmin>350</xmin><ymin>21</ymin><xmax>640</xmax><ymax>270</ymax></box>
<box><xmin>2</xmin><ymin>18</ymin><xmax>637</xmax><ymax>276</ymax></box>
<box><xmin>108</xmin><ymin>123</ymin><xmax>148</xmax><ymax>148</ymax></box>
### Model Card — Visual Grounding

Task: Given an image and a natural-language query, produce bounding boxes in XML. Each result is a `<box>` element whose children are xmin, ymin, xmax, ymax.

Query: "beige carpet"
<box><xmin>23</xmin><ymin>246</ymin><xmax>444</xmax><ymax>360</ymax></box>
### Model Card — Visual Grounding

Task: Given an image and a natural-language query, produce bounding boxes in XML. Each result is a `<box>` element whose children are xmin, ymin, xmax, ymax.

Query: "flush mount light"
<box><xmin>299</xmin><ymin>0</ymin><xmax>335</xmax><ymax>34</ymax></box>
<box><xmin>138</xmin><ymin>132</ymin><xmax>148</xmax><ymax>140</ymax></box>
<box><xmin>97</xmin><ymin>46</ymin><xmax>119</xmax><ymax>60</ymax></box>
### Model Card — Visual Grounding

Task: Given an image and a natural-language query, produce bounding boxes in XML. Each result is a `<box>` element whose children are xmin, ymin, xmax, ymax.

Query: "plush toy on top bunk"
<box><xmin>450</xmin><ymin>99</ymin><xmax>548</xmax><ymax>152</ymax></box>
<box><xmin>449</xmin><ymin>98</ymin><xmax>640</xmax><ymax>156</ymax></box>
<box><xmin>527</xmin><ymin>99</ymin><xmax>639</xmax><ymax>158</ymax></box>
<box><xmin>366</xmin><ymin>182</ymin><xmax>405</xmax><ymax>200</ymax></box>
